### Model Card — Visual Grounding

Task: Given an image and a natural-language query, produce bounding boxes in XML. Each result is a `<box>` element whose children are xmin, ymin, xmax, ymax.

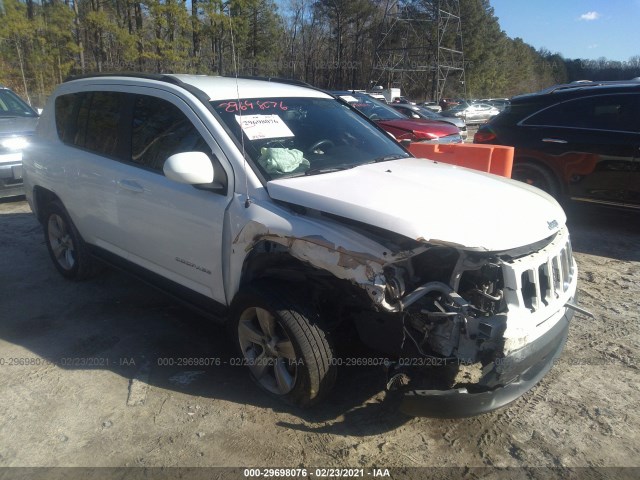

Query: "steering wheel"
<box><xmin>307</xmin><ymin>139</ymin><xmax>335</xmax><ymax>153</ymax></box>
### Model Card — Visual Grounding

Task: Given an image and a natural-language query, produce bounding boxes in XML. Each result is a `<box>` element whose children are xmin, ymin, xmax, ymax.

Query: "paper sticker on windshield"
<box><xmin>339</xmin><ymin>95</ymin><xmax>358</xmax><ymax>103</ymax></box>
<box><xmin>235</xmin><ymin>114</ymin><xmax>294</xmax><ymax>140</ymax></box>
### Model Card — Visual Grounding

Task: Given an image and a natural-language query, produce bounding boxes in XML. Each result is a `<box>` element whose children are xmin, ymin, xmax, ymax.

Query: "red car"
<box><xmin>332</xmin><ymin>91</ymin><xmax>462</xmax><ymax>144</ymax></box>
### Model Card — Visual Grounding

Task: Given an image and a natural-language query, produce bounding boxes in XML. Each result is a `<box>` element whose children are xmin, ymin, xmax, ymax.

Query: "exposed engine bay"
<box><xmin>344</xmin><ymin>226</ymin><xmax>578</xmax><ymax>401</ymax></box>
<box><xmin>235</xmin><ymin>203</ymin><xmax>579</xmax><ymax>416</ymax></box>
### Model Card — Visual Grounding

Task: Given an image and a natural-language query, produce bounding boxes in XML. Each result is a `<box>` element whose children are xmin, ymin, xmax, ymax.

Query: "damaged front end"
<box><xmin>232</xmin><ymin>200</ymin><xmax>579</xmax><ymax>417</ymax></box>
<box><xmin>352</xmin><ymin>226</ymin><xmax>579</xmax><ymax>417</ymax></box>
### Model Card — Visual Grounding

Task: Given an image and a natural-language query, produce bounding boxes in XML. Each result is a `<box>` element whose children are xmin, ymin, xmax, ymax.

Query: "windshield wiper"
<box><xmin>304</xmin><ymin>155</ymin><xmax>408</xmax><ymax>176</ymax></box>
<box><xmin>304</xmin><ymin>164</ymin><xmax>357</xmax><ymax>176</ymax></box>
<box><xmin>369</xmin><ymin>154</ymin><xmax>409</xmax><ymax>163</ymax></box>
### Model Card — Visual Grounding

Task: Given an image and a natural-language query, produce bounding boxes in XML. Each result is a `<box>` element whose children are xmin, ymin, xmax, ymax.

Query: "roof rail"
<box><xmin>543</xmin><ymin>80</ymin><xmax>640</xmax><ymax>94</ymax></box>
<box><xmin>63</xmin><ymin>72</ymin><xmax>184</xmax><ymax>86</ymax></box>
<box><xmin>222</xmin><ymin>75</ymin><xmax>312</xmax><ymax>88</ymax></box>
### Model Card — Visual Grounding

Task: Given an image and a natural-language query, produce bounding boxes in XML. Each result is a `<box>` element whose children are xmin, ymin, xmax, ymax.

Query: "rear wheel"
<box><xmin>512</xmin><ymin>160</ymin><xmax>561</xmax><ymax>198</ymax></box>
<box><xmin>231</xmin><ymin>282</ymin><xmax>336</xmax><ymax>407</ymax></box>
<box><xmin>43</xmin><ymin>200</ymin><xmax>99</xmax><ymax>280</ymax></box>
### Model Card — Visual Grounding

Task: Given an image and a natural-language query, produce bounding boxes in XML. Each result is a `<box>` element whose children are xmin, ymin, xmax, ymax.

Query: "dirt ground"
<box><xmin>0</xmin><ymin>196</ymin><xmax>638</xmax><ymax>479</ymax></box>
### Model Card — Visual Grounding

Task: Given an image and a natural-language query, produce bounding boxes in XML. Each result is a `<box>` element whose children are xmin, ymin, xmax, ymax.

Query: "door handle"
<box><xmin>542</xmin><ymin>138</ymin><xmax>568</xmax><ymax>144</ymax></box>
<box><xmin>117</xmin><ymin>179</ymin><xmax>145</xmax><ymax>193</ymax></box>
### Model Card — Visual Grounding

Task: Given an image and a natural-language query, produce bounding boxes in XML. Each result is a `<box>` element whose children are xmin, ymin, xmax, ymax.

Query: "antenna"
<box><xmin>226</xmin><ymin>4</ymin><xmax>251</xmax><ymax>208</ymax></box>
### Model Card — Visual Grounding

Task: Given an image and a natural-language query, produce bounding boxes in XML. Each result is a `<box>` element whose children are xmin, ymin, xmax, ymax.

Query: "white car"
<box><xmin>422</xmin><ymin>102</ymin><xmax>442</xmax><ymax>113</ymax></box>
<box><xmin>23</xmin><ymin>74</ymin><xmax>579</xmax><ymax>417</ymax></box>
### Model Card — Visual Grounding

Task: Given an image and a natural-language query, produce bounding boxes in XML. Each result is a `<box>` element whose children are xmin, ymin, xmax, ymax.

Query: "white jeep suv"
<box><xmin>23</xmin><ymin>74</ymin><xmax>579</xmax><ymax>416</ymax></box>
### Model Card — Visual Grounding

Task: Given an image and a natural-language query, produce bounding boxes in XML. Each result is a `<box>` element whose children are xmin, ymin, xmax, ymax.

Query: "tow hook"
<box><xmin>384</xmin><ymin>361</ymin><xmax>410</xmax><ymax>391</ymax></box>
<box><xmin>565</xmin><ymin>301</ymin><xmax>594</xmax><ymax>319</ymax></box>
<box><xmin>387</xmin><ymin>372</ymin><xmax>411</xmax><ymax>391</ymax></box>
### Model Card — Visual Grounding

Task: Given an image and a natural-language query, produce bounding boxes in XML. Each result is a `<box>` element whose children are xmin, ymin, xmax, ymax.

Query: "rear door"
<box><xmin>630</xmin><ymin>133</ymin><xmax>640</xmax><ymax>206</ymax></box>
<box><xmin>58</xmin><ymin>90</ymin><xmax>133</xmax><ymax>250</ymax></box>
<box><xmin>521</xmin><ymin>93</ymin><xmax>638</xmax><ymax>205</ymax></box>
<box><xmin>627</xmin><ymin>95</ymin><xmax>640</xmax><ymax>206</ymax></box>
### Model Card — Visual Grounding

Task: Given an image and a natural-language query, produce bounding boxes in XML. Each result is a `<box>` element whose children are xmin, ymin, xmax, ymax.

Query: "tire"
<box><xmin>43</xmin><ymin>200</ymin><xmax>100</xmax><ymax>280</ymax></box>
<box><xmin>230</xmin><ymin>281</ymin><xmax>336</xmax><ymax>407</ymax></box>
<box><xmin>512</xmin><ymin>160</ymin><xmax>561</xmax><ymax>199</ymax></box>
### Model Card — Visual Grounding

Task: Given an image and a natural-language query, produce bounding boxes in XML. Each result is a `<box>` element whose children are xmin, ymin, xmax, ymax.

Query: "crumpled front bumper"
<box><xmin>400</xmin><ymin>304</ymin><xmax>574</xmax><ymax>418</ymax></box>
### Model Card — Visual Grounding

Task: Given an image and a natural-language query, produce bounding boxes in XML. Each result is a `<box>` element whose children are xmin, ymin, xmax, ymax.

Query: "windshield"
<box><xmin>424</xmin><ymin>107</ymin><xmax>447</xmax><ymax>118</ymax></box>
<box><xmin>211</xmin><ymin>97</ymin><xmax>410</xmax><ymax>180</ymax></box>
<box><xmin>334</xmin><ymin>92</ymin><xmax>408</xmax><ymax>121</ymax></box>
<box><xmin>413</xmin><ymin>107</ymin><xmax>441</xmax><ymax>120</ymax></box>
<box><xmin>0</xmin><ymin>89</ymin><xmax>37</xmax><ymax>118</ymax></box>
<box><xmin>450</xmin><ymin>102</ymin><xmax>471</xmax><ymax>112</ymax></box>
<box><xmin>397</xmin><ymin>105</ymin><xmax>450</xmax><ymax>123</ymax></box>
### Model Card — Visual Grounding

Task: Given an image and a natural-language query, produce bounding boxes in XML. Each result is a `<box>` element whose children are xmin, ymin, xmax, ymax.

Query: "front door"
<box><xmin>113</xmin><ymin>90</ymin><xmax>233</xmax><ymax>304</ymax></box>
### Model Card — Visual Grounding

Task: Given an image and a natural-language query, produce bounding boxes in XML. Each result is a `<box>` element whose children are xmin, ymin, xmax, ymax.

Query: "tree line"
<box><xmin>1</xmin><ymin>0</ymin><xmax>639</xmax><ymax>108</ymax></box>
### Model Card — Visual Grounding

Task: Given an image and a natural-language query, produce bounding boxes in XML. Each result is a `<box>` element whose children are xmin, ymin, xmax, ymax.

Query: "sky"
<box><xmin>489</xmin><ymin>0</ymin><xmax>640</xmax><ymax>62</ymax></box>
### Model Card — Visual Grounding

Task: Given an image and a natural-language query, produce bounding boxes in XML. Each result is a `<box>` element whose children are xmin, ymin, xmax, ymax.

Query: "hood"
<box><xmin>377</xmin><ymin>118</ymin><xmax>459</xmax><ymax>139</ymax></box>
<box><xmin>0</xmin><ymin>116</ymin><xmax>38</xmax><ymax>136</ymax></box>
<box><xmin>267</xmin><ymin>158</ymin><xmax>566</xmax><ymax>252</ymax></box>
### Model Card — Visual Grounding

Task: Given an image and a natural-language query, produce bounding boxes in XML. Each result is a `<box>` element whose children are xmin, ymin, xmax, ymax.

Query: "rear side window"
<box><xmin>131</xmin><ymin>95</ymin><xmax>209</xmax><ymax>171</ymax></box>
<box><xmin>55</xmin><ymin>91</ymin><xmax>128</xmax><ymax>158</ymax></box>
<box><xmin>84</xmin><ymin>92</ymin><xmax>126</xmax><ymax>156</ymax></box>
<box><xmin>54</xmin><ymin>94</ymin><xmax>78</xmax><ymax>142</ymax></box>
<box><xmin>523</xmin><ymin>94</ymin><xmax>639</xmax><ymax>132</ymax></box>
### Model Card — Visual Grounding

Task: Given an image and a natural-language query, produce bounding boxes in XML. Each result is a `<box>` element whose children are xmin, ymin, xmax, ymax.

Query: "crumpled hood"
<box><xmin>267</xmin><ymin>158</ymin><xmax>566</xmax><ymax>252</ymax></box>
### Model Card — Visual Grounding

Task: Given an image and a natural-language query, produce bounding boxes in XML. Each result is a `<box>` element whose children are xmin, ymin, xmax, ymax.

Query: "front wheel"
<box><xmin>512</xmin><ymin>160</ymin><xmax>561</xmax><ymax>199</ymax></box>
<box><xmin>230</xmin><ymin>282</ymin><xmax>336</xmax><ymax>407</ymax></box>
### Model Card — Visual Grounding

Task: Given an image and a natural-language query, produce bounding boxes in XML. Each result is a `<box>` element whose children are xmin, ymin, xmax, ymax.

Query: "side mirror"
<box><xmin>164</xmin><ymin>151</ymin><xmax>215</xmax><ymax>185</ymax></box>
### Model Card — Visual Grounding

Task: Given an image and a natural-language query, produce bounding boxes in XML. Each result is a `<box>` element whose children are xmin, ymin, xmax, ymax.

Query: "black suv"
<box><xmin>474</xmin><ymin>81</ymin><xmax>640</xmax><ymax>208</ymax></box>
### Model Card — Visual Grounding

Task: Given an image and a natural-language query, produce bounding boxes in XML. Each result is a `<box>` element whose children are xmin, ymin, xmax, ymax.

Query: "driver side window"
<box><xmin>130</xmin><ymin>95</ymin><xmax>228</xmax><ymax>191</ymax></box>
<box><xmin>131</xmin><ymin>95</ymin><xmax>209</xmax><ymax>171</ymax></box>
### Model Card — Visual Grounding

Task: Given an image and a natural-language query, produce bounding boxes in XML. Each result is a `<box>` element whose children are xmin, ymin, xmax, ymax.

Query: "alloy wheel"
<box><xmin>47</xmin><ymin>213</ymin><xmax>76</xmax><ymax>271</ymax></box>
<box><xmin>237</xmin><ymin>307</ymin><xmax>298</xmax><ymax>395</ymax></box>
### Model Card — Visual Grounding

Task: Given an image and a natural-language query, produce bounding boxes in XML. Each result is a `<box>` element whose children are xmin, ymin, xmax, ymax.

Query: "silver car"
<box><xmin>441</xmin><ymin>102</ymin><xmax>500</xmax><ymax>124</ymax></box>
<box><xmin>0</xmin><ymin>85</ymin><xmax>39</xmax><ymax>198</ymax></box>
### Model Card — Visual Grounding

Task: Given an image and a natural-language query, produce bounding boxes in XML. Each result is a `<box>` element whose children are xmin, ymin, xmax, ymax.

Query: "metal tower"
<box><xmin>370</xmin><ymin>0</ymin><xmax>466</xmax><ymax>102</ymax></box>
<box><xmin>435</xmin><ymin>0</ymin><xmax>466</xmax><ymax>102</ymax></box>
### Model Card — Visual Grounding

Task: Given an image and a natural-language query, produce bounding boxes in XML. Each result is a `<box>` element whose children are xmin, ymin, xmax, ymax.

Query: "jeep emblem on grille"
<box><xmin>547</xmin><ymin>220</ymin><xmax>559</xmax><ymax>230</ymax></box>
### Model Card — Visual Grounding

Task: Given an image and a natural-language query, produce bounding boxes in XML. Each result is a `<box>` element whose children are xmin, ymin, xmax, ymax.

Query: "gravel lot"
<box><xmin>0</xmin><ymin>195</ymin><xmax>638</xmax><ymax>479</ymax></box>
